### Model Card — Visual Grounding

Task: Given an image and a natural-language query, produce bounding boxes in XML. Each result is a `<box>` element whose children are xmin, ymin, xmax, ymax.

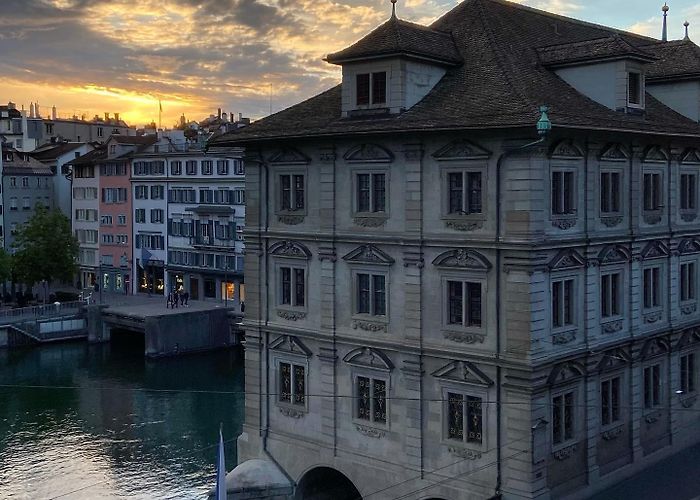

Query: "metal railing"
<box><xmin>0</xmin><ymin>300</ymin><xmax>84</xmax><ymax>323</ymax></box>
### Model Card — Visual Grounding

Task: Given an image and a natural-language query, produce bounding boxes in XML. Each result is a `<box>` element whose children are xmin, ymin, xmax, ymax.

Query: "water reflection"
<box><xmin>0</xmin><ymin>335</ymin><xmax>244</xmax><ymax>499</ymax></box>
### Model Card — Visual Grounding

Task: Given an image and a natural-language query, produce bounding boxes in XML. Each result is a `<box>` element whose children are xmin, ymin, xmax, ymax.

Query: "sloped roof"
<box><xmin>643</xmin><ymin>39</ymin><xmax>700</xmax><ymax>81</ymax></box>
<box><xmin>65</xmin><ymin>146</ymin><xmax>106</xmax><ymax>167</ymax></box>
<box><xmin>29</xmin><ymin>142</ymin><xmax>84</xmax><ymax>161</ymax></box>
<box><xmin>326</xmin><ymin>16</ymin><xmax>461</xmax><ymax>65</ymax></box>
<box><xmin>2</xmin><ymin>148</ymin><xmax>53</xmax><ymax>174</ymax></box>
<box><xmin>110</xmin><ymin>135</ymin><xmax>157</xmax><ymax>145</ymax></box>
<box><xmin>538</xmin><ymin>35</ymin><xmax>656</xmax><ymax>67</ymax></box>
<box><xmin>212</xmin><ymin>0</ymin><xmax>700</xmax><ymax>145</ymax></box>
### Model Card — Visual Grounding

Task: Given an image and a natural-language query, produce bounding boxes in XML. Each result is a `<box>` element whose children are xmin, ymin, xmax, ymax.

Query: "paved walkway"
<box><xmin>99</xmin><ymin>293</ymin><xmax>241</xmax><ymax>319</ymax></box>
<box><xmin>589</xmin><ymin>443</ymin><xmax>700</xmax><ymax>500</ymax></box>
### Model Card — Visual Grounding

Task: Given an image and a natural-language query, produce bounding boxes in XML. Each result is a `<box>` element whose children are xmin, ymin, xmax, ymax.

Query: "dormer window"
<box><xmin>356</xmin><ymin>72</ymin><xmax>387</xmax><ymax>106</ymax></box>
<box><xmin>628</xmin><ymin>71</ymin><xmax>642</xmax><ymax>107</ymax></box>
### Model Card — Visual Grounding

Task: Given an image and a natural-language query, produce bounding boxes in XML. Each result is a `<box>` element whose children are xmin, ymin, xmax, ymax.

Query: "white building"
<box><xmin>213</xmin><ymin>1</ymin><xmax>700</xmax><ymax>499</ymax></box>
<box><xmin>130</xmin><ymin>133</ymin><xmax>245</xmax><ymax>304</ymax></box>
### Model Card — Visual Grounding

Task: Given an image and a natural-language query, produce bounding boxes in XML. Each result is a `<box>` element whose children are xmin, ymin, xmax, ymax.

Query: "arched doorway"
<box><xmin>295</xmin><ymin>466</ymin><xmax>362</xmax><ymax>500</ymax></box>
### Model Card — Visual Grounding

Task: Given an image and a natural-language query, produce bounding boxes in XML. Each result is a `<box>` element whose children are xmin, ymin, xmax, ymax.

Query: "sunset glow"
<box><xmin>1</xmin><ymin>0</ymin><xmax>699</xmax><ymax>127</ymax></box>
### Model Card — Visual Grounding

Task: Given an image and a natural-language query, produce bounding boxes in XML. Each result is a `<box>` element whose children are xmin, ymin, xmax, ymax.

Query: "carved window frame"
<box><xmin>440</xmin><ymin>383</ymin><xmax>489</xmax><ymax>453</ymax></box>
<box><xmin>641</xmin><ymin>166</ymin><xmax>664</xmax><ymax>225</ymax></box>
<box><xmin>550</xmin><ymin>271</ymin><xmax>579</xmax><ymax>335</ymax></box>
<box><xmin>343</xmin><ymin>347</ymin><xmax>393</xmax><ymax>434</ymax></box>
<box><xmin>641</xmin><ymin>361</ymin><xmax>664</xmax><ymax>415</ymax></box>
<box><xmin>274</xmin><ymin>166</ymin><xmax>308</xmax><ymax>219</ymax></box>
<box><xmin>599</xmin><ymin>166</ymin><xmax>624</xmax><ymax>223</ymax></box>
<box><xmin>549</xmin><ymin>385</ymin><xmax>579</xmax><ymax>453</ymax></box>
<box><xmin>600</xmin><ymin>264</ymin><xmax>625</xmax><ymax>326</ymax></box>
<box><xmin>270</xmin><ymin>241</ymin><xmax>311</xmax><ymax>320</ymax></box>
<box><xmin>679</xmin><ymin>350</ymin><xmax>697</xmax><ymax>398</ymax></box>
<box><xmin>351</xmin><ymin>165</ymin><xmax>390</xmax><ymax>222</ymax></box>
<box><xmin>351</xmin><ymin>67</ymin><xmax>390</xmax><ymax>111</ymax></box>
<box><xmin>549</xmin><ymin>165</ymin><xmax>578</xmax><ymax>225</ymax></box>
<box><xmin>679</xmin><ymin>166</ymin><xmax>699</xmax><ymax>222</ymax></box>
<box><xmin>679</xmin><ymin>256</ymin><xmax>699</xmax><ymax>315</ymax></box>
<box><xmin>440</xmin><ymin>163</ymin><xmax>488</xmax><ymax>226</ymax></box>
<box><xmin>641</xmin><ymin>262</ymin><xmax>664</xmax><ymax>320</ymax></box>
<box><xmin>599</xmin><ymin>372</ymin><xmax>625</xmax><ymax>432</ymax></box>
<box><xmin>350</xmin><ymin>268</ymin><xmax>389</xmax><ymax>325</ymax></box>
<box><xmin>272</xmin><ymin>352</ymin><xmax>310</xmax><ymax>416</ymax></box>
<box><xmin>441</xmin><ymin>272</ymin><xmax>487</xmax><ymax>338</ymax></box>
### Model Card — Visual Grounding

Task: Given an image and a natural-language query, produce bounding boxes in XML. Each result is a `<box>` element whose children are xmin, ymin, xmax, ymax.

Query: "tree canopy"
<box><xmin>12</xmin><ymin>205</ymin><xmax>78</xmax><ymax>285</ymax></box>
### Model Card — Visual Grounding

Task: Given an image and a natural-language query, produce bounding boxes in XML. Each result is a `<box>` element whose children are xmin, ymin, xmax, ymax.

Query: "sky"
<box><xmin>1</xmin><ymin>0</ymin><xmax>698</xmax><ymax>128</ymax></box>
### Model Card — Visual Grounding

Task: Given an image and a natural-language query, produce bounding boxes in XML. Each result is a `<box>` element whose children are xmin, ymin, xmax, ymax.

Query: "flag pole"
<box><xmin>216</xmin><ymin>422</ymin><xmax>226</xmax><ymax>500</ymax></box>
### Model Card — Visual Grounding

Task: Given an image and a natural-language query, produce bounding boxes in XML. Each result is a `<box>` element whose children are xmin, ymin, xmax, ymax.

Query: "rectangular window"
<box><xmin>601</xmin><ymin>377</ymin><xmax>621</xmax><ymax>426</ymax></box>
<box><xmin>279</xmin><ymin>362</ymin><xmax>305</xmax><ymax>406</ymax></box>
<box><xmin>447</xmin><ymin>393</ymin><xmax>483</xmax><ymax>445</ymax></box>
<box><xmin>600</xmin><ymin>172</ymin><xmax>621</xmax><ymax>214</ymax></box>
<box><xmin>357</xmin><ymin>273</ymin><xmax>386</xmax><ymax>316</ymax></box>
<box><xmin>185</xmin><ymin>160</ymin><xmax>197</xmax><ymax>175</ymax></box>
<box><xmin>371</xmin><ymin>71</ymin><xmax>387</xmax><ymax>105</ymax></box>
<box><xmin>552</xmin><ymin>170</ymin><xmax>575</xmax><ymax>215</ymax></box>
<box><xmin>356</xmin><ymin>173</ymin><xmax>386</xmax><ymax>213</ymax></box>
<box><xmin>448</xmin><ymin>171</ymin><xmax>482</xmax><ymax>215</ymax></box>
<box><xmin>135</xmin><ymin>185</ymin><xmax>148</xmax><ymax>199</ymax></box>
<box><xmin>681</xmin><ymin>173</ymin><xmax>697</xmax><ymax>211</ymax></box>
<box><xmin>150</xmin><ymin>209</ymin><xmax>164</xmax><ymax>223</ymax></box>
<box><xmin>100</xmin><ymin>215</ymin><xmax>113</xmax><ymax>226</ymax></box>
<box><xmin>628</xmin><ymin>72</ymin><xmax>641</xmax><ymax>106</ymax></box>
<box><xmin>202</xmin><ymin>160</ymin><xmax>213</xmax><ymax>175</ymax></box>
<box><xmin>552</xmin><ymin>278</ymin><xmax>575</xmax><ymax>328</ymax></box>
<box><xmin>601</xmin><ymin>272</ymin><xmax>621</xmax><ymax>318</ymax></box>
<box><xmin>117</xmin><ymin>215</ymin><xmax>126</xmax><ymax>225</ymax></box>
<box><xmin>643</xmin><ymin>267</ymin><xmax>661</xmax><ymax>309</ymax></box>
<box><xmin>356</xmin><ymin>73</ymin><xmax>370</xmax><ymax>105</ymax></box>
<box><xmin>217</xmin><ymin>160</ymin><xmax>229</xmax><ymax>175</ymax></box>
<box><xmin>681</xmin><ymin>262</ymin><xmax>696</xmax><ymax>302</ymax></box>
<box><xmin>279</xmin><ymin>174</ymin><xmax>304</xmax><ymax>211</ymax></box>
<box><xmin>151</xmin><ymin>185</ymin><xmax>164</xmax><ymax>199</ymax></box>
<box><xmin>552</xmin><ymin>391</ymin><xmax>575</xmax><ymax>445</ymax></box>
<box><xmin>170</xmin><ymin>161</ymin><xmax>182</xmax><ymax>176</ymax></box>
<box><xmin>280</xmin><ymin>266</ymin><xmax>304</xmax><ymax>307</ymax></box>
<box><xmin>643</xmin><ymin>173</ymin><xmax>662</xmax><ymax>211</ymax></box>
<box><xmin>135</xmin><ymin>209</ymin><xmax>146</xmax><ymax>223</ymax></box>
<box><xmin>680</xmin><ymin>353</ymin><xmax>696</xmax><ymax>394</ymax></box>
<box><xmin>447</xmin><ymin>280</ymin><xmax>482</xmax><ymax>327</ymax></box>
<box><xmin>643</xmin><ymin>364</ymin><xmax>661</xmax><ymax>409</ymax></box>
<box><xmin>357</xmin><ymin>377</ymin><xmax>387</xmax><ymax>424</ymax></box>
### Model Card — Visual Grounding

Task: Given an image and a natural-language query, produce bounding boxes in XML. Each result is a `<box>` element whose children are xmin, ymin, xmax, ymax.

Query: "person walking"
<box><xmin>166</xmin><ymin>292</ymin><xmax>173</xmax><ymax>309</ymax></box>
<box><xmin>183</xmin><ymin>290</ymin><xmax>189</xmax><ymax>307</ymax></box>
<box><xmin>173</xmin><ymin>288</ymin><xmax>179</xmax><ymax>308</ymax></box>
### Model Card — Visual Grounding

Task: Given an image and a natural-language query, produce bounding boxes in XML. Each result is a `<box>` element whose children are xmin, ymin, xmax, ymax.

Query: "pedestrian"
<box><xmin>166</xmin><ymin>292</ymin><xmax>172</xmax><ymax>309</ymax></box>
<box><xmin>240</xmin><ymin>301</ymin><xmax>245</xmax><ymax>313</ymax></box>
<box><xmin>173</xmin><ymin>288</ymin><xmax>179</xmax><ymax>308</ymax></box>
<box><xmin>178</xmin><ymin>285</ymin><xmax>185</xmax><ymax>307</ymax></box>
<box><xmin>183</xmin><ymin>290</ymin><xmax>189</xmax><ymax>307</ymax></box>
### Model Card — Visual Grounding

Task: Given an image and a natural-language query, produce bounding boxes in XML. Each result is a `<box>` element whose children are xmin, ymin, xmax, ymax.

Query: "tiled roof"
<box><xmin>65</xmin><ymin>147</ymin><xmax>106</xmax><ymax>166</ymax></box>
<box><xmin>326</xmin><ymin>16</ymin><xmax>461</xmax><ymax>65</ymax></box>
<box><xmin>537</xmin><ymin>35</ymin><xmax>656</xmax><ymax>67</ymax></box>
<box><xmin>643</xmin><ymin>39</ymin><xmax>700</xmax><ymax>81</ymax></box>
<box><xmin>29</xmin><ymin>142</ymin><xmax>84</xmax><ymax>161</ymax></box>
<box><xmin>110</xmin><ymin>135</ymin><xmax>157</xmax><ymax>145</ymax></box>
<box><xmin>2</xmin><ymin>148</ymin><xmax>53</xmax><ymax>174</ymax></box>
<box><xmin>212</xmin><ymin>0</ymin><xmax>700</xmax><ymax>145</ymax></box>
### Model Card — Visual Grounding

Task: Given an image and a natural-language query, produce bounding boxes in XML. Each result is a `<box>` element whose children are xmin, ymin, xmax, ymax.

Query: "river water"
<box><xmin>0</xmin><ymin>334</ymin><xmax>244</xmax><ymax>499</ymax></box>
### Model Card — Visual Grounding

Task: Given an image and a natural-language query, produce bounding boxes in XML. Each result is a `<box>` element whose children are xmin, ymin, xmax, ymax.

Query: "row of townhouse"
<box><xmin>213</xmin><ymin>0</ymin><xmax>700</xmax><ymax>499</ymax></box>
<box><xmin>68</xmin><ymin>132</ymin><xmax>246</xmax><ymax>306</ymax></box>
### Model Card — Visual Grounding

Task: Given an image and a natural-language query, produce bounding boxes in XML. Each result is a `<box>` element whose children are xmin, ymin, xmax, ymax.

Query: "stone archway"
<box><xmin>295</xmin><ymin>466</ymin><xmax>362</xmax><ymax>500</ymax></box>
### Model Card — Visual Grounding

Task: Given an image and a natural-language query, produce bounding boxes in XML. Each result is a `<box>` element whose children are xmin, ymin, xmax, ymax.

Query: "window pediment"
<box><xmin>269</xmin><ymin>240</ymin><xmax>312</xmax><ymax>259</ymax></box>
<box><xmin>640</xmin><ymin>240</ymin><xmax>669</xmax><ymax>260</ymax></box>
<box><xmin>343</xmin><ymin>347</ymin><xmax>393</xmax><ymax>372</ymax></box>
<box><xmin>597</xmin><ymin>348</ymin><xmax>631</xmax><ymax>372</ymax></box>
<box><xmin>342</xmin><ymin>245</ymin><xmax>394</xmax><ymax>265</ymax></box>
<box><xmin>599</xmin><ymin>143</ymin><xmax>630</xmax><ymax>162</ymax></box>
<box><xmin>677</xmin><ymin>238</ymin><xmax>700</xmax><ymax>255</ymax></box>
<box><xmin>432</xmin><ymin>360</ymin><xmax>493</xmax><ymax>387</ymax></box>
<box><xmin>676</xmin><ymin>327</ymin><xmax>700</xmax><ymax>350</ymax></box>
<box><xmin>432</xmin><ymin>249</ymin><xmax>491</xmax><ymax>270</ymax></box>
<box><xmin>598</xmin><ymin>245</ymin><xmax>631</xmax><ymax>264</ymax></box>
<box><xmin>550</xmin><ymin>139</ymin><xmax>584</xmax><ymax>159</ymax></box>
<box><xmin>641</xmin><ymin>145</ymin><xmax>669</xmax><ymax>163</ymax></box>
<box><xmin>269</xmin><ymin>335</ymin><xmax>312</xmax><ymax>357</ymax></box>
<box><xmin>681</xmin><ymin>148</ymin><xmax>700</xmax><ymax>165</ymax></box>
<box><xmin>640</xmin><ymin>337</ymin><xmax>670</xmax><ymax>360</ymax></box>
<box><xmin>268</xmin><ymin>147</ymin><xmax>310</xmax><ymax>165</ymax></box>
<box><xmin>548</xmin><ymin>249</ymin><xmax>585</xmax><ymax>270</ymax></box>
<box><xmin>548</xmin><ymin>361</ymin><xmax>585</xmax><ymax>385</ymax></box>
<box><xmin>344</xmin><ymin>144</ymin><xmax>393</xmax><ymax>164</ymax></box>
<box><xmin>432</xmin><ymin>139</ymin><xmax>491</xmax><ymax>161</ymax></box>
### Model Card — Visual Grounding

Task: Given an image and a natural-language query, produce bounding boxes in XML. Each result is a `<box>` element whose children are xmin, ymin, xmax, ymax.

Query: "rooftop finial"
<box><xmin>684</xmin><ymin>20</ymin><xmax>690</xmax><ymax>41</ymax></box>
<box><xmin>391</xmin><ymin>0</ymin><xmax>397</xmax><ymax>19</ymax></box>
<box><xmin>662</xmin><ymin>3</ymin><xmax>669</xmax><ymax>42</ymax></box>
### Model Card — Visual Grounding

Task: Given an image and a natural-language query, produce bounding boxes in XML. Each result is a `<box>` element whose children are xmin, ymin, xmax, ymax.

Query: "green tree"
<box><xmin>0</xmin><ymin>248</ymin><xmax>12</xmax><ymax>284</ymax></box>
<box><xmin>12</xmin><ymin>205</ymin><xmax>78</xmax><ymax>287</ymax></box>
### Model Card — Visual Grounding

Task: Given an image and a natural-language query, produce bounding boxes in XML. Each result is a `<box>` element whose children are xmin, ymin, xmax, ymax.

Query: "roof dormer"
<box><xmin>538</xmin><ymin>35</ymin><xmax>657</xmax><ymax>114</ymax></box>
<box><xmin>325</xmin><ymin>5</ymin><xmax>461</xmax><ymax>118</ymax></box>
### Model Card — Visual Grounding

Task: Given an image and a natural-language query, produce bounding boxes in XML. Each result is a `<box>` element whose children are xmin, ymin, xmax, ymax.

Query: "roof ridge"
<box><xmin>449</xmin><ymin>0</ymin><xmax>659</xmax><ymax>44</ymax></box>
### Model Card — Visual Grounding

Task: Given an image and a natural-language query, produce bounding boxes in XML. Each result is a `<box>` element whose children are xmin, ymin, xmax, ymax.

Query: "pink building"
<box><xmin>97</xmin><ymin>135</ymin><xmax>156</xmax><ymax>294</ymax></box>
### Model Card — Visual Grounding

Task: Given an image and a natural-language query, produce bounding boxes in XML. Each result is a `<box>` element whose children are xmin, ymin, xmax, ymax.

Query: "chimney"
<box><xmin>114</xmin><ymin>112</ymin><xmax>120</xmax><ymax>122</ymax></box>
<box><xmin>35</xmin><ymin>103</ymin><xmax>40</xmax><ymax>117</ymax></box>
<box><xmin>52</xmin><ymin>105</ymin><xmax>57</xmax><ymax>120</ymax></box>
<box><xmin>222</xmin><ymin>112</ymin><xmax>227</xmax><ymax>122</ymax></box>
<box><xmin>7</xmin><ymin>101</ymin><xmax>16</xmax><ymax>110</ymax></box>
<box><xmin>218</xmin><ymin>108</ymin><xmax>221</xmax><ymax>119</ymax></box>
<box><xmin>29</xmin><ymin>102</ymin><xmax>35</xmax><ymax>118</ymax></box>
<box><xmin>239</xmin><ymin>112</ymin><xmax>243</xmax><ymax>122</ymax></box>
<box><xmin>105</xmin><ymin>112</ymin><xmax>110</xmax><ymax>121</ymax></box>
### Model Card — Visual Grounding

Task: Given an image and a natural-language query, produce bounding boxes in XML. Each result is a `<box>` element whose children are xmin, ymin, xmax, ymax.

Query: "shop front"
<box><xmin>138</xmin><ymin>261</ymin><xmax>165</xmax><ymax>295</ymax></box>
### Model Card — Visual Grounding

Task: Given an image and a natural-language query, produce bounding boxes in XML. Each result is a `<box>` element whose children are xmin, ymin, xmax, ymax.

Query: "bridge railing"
<box><xmin>0</xmin><ymin>301</ymin><xmax>84</xmax><ymax>323</ymax></box>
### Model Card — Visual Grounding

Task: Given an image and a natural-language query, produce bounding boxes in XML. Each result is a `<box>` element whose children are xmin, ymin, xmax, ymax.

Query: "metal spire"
<box><xmin>684</xmin><ymin>20</ymin><xmax>690</xmax><ymax>41</ymax></box>
<box><xmin>391</xmin><ymin>0</ymin><xmax>397</xmax><ymax>19</ymax></box>
<box><xmin>662</xmin><ymin>3</ymin><xmax>669</xmax><ymax>42</ymax></box>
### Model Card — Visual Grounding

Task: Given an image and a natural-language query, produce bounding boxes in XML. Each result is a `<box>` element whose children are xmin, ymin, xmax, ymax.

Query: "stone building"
<box><xmin>213</xmin><ymin>1</ymin><xmax>700</xmax><ymax>499</ymax></box>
